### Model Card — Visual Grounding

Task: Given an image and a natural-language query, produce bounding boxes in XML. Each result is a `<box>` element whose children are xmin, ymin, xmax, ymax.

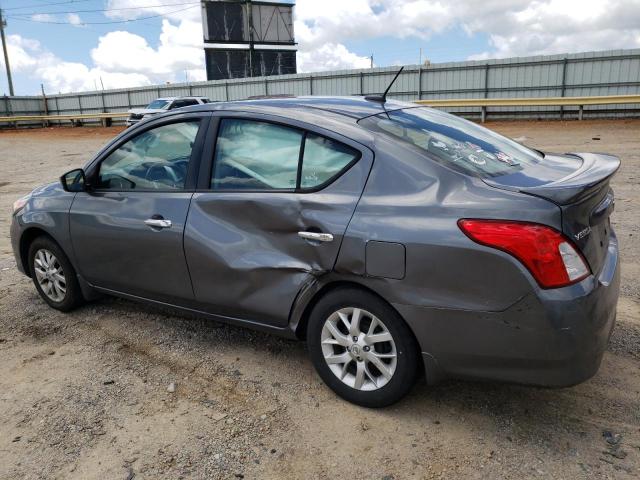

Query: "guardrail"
<box><xmin>0</xmin><ymin>112</ymin><xmax>129</xmax><ymax>127</ymax></box>
<box><xmin>1</xmin><ymin>94</ymin><xmax>639</xmax><ymax>127</ymax></box>
<box><xmin>415</xmin><ymin>94</ymin><xmax>640</xmax><ymax>122</ymax></box>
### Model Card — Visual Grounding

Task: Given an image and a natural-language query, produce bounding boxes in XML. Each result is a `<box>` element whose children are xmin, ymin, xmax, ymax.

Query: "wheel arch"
<box><xmin>19</xmin><ymin>227</ymin><xmax>59</xmax><ymax>277</ymax></box>
<box><xmin>292</xmin><ymin>280</ymin><xmax>417</xmax><ymax>344</ymax></box>
<box><xmin>292</xmin><ymin>279</ymin><xmax>432</xmax><ymax>382</ymax></box>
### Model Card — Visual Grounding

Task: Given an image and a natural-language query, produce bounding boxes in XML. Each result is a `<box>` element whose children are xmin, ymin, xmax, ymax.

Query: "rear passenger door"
<box><xmin>184</xmin><ymin>114</ymin><xmax>373</xmax><ymax>326</ymax></box>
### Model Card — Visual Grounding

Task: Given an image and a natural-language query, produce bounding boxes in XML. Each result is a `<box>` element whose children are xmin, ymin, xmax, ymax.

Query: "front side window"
<box><xmin>97</xmin><ymin>121</ymin><xmax>200</xmax><ymax>190</ymax></box>
<box><xmin>211</xmin><ymin>119</ymin><xmax>302</xmax><ymax>190</ymax></box>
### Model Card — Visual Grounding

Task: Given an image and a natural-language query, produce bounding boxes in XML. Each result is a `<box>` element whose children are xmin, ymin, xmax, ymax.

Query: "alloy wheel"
<box><xmin>33</xmin><ymin>249</ymin><xmax>67</xmax><ymax>302</ymax></box>
<box><xmin>320</xmin><ymin>307</ymin><xmax>398</xmax><ymax>391</ymax></box>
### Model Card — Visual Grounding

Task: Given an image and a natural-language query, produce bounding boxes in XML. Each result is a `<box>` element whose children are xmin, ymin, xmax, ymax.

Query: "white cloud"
<box><xmin>297</xmin><ymin>43</ymin><xmax>372</xmax><ymax>72</ymax></box>
<box><xmin>90</xmin><ymin>19</ymin><xmax>206</xmax><ymax>79</ymax></box>
<box><xmin>31</xmin><ymin>14</ymin><xmax>54</xmax><ymax>23</ymax></box>
<box><xmin>97</xmin><ymin>0</ymin><xmax>640</xmax><ymax>79</ymax></box>
<box><xmin>464</xmin><ymin>0</ymin><xmax>640</xmax><ymax>59</ymax></box>
<box><xmin>67</xmin><ymin>13</ymin><xmax>83</xmax><ymax>27</ymax></box>
<box><xmin>1</xmin><ymin>35</ymin><xmax>40</xmax><ymax>72</ymax></box>
<box><xmin>108</xmin><ymin>0</ymin><xmax>382</xmax><ymax>73</ymax></box>
<box><xmin>4</xmin><ymin>0</ymin><xmax>640</xmax><ymax>94</ymax></box>
<box><xmin>294</xmin><ymin>0</ymin><xmax>452</xmax><ymax>49</ymax></box>
<box><xmin>0</xmin><ymin>33</ymin><xmax>152</xmax><ymax>93</ymax></box>
<box><xmin>105</xmin><ymin>0</ymin><xmax>202</xmax><ymax>22</ymax></box>
<box><xmin>294</xmin><ymin>0</ymin><xmax>640</xmax><ymax>63</ymax></box>
<box><xmin>1</xmin><ymin>16</ymin><xmax>206</xmax><ymax>93</ymax></box>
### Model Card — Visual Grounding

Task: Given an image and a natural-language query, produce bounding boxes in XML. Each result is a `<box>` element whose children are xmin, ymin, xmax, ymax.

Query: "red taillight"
<box><xmin>458</xmin><ymin>219</ymin><xmax>590</xmax><ymax>289</ymax></box>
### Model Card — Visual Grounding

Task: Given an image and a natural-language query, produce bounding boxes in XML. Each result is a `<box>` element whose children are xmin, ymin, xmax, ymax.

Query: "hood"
<box><xmin>128</xmin><ymin>108</ymin><xmax>165</xmax><ymax>115</ymax></box>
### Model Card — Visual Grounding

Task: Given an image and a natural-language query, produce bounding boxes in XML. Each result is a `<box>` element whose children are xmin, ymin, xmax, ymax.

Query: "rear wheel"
<box><xmin>28</xmin><ymin>236</ymin><xmax>83</xmax><ymax>312</ymax></box>
<box><xmin>307</xmin><ymin>288</ymin><xmax>419</xmax><ymax>407</ymax></box>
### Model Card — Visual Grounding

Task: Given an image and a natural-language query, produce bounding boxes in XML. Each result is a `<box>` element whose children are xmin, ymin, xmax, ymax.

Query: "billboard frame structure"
<box><xmin>201</xmin><ymin>0</ymin><xmax>297</xmax><ymax>80</ymax></box>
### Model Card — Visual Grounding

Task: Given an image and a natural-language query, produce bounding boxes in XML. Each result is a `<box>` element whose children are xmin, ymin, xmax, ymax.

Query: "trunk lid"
<box><xmin>484</xmin><ymin>152</ymin><xmax>620</xmax><ymax>275</ymax></box>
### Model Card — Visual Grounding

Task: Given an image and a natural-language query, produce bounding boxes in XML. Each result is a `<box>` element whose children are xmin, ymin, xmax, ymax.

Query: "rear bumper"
<box><xmin>396</xmin><ymin>232</ymin><xmax>620</xmax><ymax>387</ymax></box>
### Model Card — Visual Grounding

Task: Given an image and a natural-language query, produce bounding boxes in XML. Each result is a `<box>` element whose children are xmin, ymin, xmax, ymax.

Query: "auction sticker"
<box><xmin>467</xmin><ymin>154</ymin><xmax>486</xmax><ymax>165</ymax></box>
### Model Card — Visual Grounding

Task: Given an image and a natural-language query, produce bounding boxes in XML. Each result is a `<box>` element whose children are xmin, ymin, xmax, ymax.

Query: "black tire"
<box><xmin>307</xmin><ymin>287</ymin><xmax>420</xmax><ymax>407</ymax></box>
<box><xmin>28</xmin><ymin>236</ymin><xmax>84</xmax><ymax>312</ymax></box>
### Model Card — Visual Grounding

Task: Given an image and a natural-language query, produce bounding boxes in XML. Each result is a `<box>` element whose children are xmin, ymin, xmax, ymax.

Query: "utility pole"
<box><xmin>370</xmin><ymin>54</ymin><xmax>373</xmax><ymax>69</ymax></box>
<box><xmin>0</xmin><ymin>8</ymin><xmax>15</xmax><ymax>96</ymax></box>
<box><xmin>419</xmin><ymin>47</ymin><xmax>422</xmax><ymax>65</ymax></box>
<box><xmin>41</xmin><ymin>83</ymin><xmax>49</xmax><ymax>127</ymax></box>
<box><xmin>247</xmin><ymin>0</ymin><xmax>254</xmax><ymax>77</ymax></box>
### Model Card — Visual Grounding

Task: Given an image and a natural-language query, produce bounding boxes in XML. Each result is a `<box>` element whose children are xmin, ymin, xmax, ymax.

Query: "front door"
<box><xmin>70</xmin><ymin>116</ymin><xmax>208</xmax><ymax>303</ymax></box>
<box><xmin>184</xmin><ymin>116</ymin><xmax>373</xmax><ymax>326</ymax></box>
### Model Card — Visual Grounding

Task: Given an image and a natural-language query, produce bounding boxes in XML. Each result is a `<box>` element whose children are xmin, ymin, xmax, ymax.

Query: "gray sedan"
<box><xmin>10</xmin><ymin>97</ymin><xmax>620</xmax><ymax>407</ymax></box>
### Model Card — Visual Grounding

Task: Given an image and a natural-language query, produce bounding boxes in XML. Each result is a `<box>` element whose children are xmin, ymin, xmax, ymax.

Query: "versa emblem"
<box><xmin>574</xmin><ymin>226</ymin><xmax>592</xmax><ymax>241</ymax></box>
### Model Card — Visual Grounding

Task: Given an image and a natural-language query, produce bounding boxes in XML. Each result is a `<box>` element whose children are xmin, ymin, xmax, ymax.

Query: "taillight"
<box><xmin>458</xmin><ymin>219</ymin><xmax>590</xmax><ymax>289</ymax></box>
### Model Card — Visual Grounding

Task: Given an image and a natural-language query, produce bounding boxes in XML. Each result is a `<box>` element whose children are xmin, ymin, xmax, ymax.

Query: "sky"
<box><xmin>0</xmin><ymin>0</ymin><xmax>639</xmax><ymax>95</ymax></box>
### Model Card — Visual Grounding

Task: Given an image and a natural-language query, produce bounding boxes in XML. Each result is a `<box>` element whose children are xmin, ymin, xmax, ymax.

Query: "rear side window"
<box><xmin>301</xmin><ymin>134</ymin><xmax>359</xmax><ymax>189</ymax></box>
<box><xmin>212</xmin><ymin>119</ymin><xmax>302</xmax><ymax>190</ymax></box>
<box><xmin>211</xmin><ymin>118</ymin><xmax>360</xmax><ymax>191</ymax></box>
<box><xmin>358</xmin><ymin>107</ymin><xmax>543</xmax><ymax>178</ymax></box>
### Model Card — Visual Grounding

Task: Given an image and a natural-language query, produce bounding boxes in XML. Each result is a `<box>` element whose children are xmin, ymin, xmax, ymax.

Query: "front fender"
<box><xmin>11</xmin><ymin>182</ymin><xmax>76</xmax><ymax>274</ymax></box>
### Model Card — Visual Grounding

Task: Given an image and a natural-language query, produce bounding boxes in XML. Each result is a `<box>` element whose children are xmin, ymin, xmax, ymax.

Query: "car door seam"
<box><xmin>330</xmin><ymin>148</ymin><xmax>376</xmax><ymax>273</ymax></box>
<box><xmin>182</xmin><ymin>192</ymin><xmax>198</xmax><ymax>299</ymax></box>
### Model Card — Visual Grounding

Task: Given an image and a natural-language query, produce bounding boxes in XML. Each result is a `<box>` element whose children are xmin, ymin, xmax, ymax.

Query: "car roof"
<box><xmin>152</xmin><ymin>96</ymin><xmax>419</xmax><ymax>147</ymax></box>
<box><xmin>154</xmin><ymin>96</ymin><xmax>208</xmax><ymax>101</ymax></box>
<box><xmin>187</xmin><ymin>96</ymin><xmax>414</xmax><ymax>120</ymax></box>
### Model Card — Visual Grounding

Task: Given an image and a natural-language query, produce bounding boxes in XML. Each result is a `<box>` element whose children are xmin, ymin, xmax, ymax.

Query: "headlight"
<box><xmin>12</xmin><ymin>195</ymin><xmax>30</xmax><ymax>214</ymax></box>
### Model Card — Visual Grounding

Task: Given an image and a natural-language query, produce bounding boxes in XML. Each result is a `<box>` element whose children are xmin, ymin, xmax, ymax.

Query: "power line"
<box><xmin>2</xmin><ymin>0</ymin><xmax>95</xmax><ymax>11</ymax></box>
<box><xmin>7</xmin><ymin>5</ymin><xmax>199</xmax><ymax>24</ymax></box>
<box><xmin>10</xmin><ymin>1</ymin><xmax>199</xmax><ymax>16</ymax></box>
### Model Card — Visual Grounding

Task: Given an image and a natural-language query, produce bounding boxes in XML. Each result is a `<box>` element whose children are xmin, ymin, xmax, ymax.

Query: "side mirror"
<box><xmin>60</xmin><ymin>168</ymin><xmax>87</xmax><ymax>192</ymax></box>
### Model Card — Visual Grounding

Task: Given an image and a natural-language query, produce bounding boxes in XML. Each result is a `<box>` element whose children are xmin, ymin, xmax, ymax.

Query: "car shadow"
<box><xmin>65</xmin><ymin>295</ymin><xmax>636</xmax><ymax>452</ymax></box>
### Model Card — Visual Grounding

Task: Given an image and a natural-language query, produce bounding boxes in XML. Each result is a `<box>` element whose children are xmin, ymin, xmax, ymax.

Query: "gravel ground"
<box><xmin>0</xmin><ymin>121</ymin><xmax>639</xmax><ymax>480</ymax></box>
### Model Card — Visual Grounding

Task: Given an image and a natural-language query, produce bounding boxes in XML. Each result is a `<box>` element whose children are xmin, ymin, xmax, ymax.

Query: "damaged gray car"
<box><xmin>10</xmin><ymin>96</ymin><xmax>620</xmax><ymax>407</ymax></box>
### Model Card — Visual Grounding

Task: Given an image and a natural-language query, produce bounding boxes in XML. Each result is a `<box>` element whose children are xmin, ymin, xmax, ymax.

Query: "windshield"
<box><xmin>146</xmin><ymin>100</ymin><xmax>170</xmax><ymax>110</ymax></box>
<box><xmin>358</xmin><ymin>107</ymin><xmax>544</xmax><ymax>178</ymax></box>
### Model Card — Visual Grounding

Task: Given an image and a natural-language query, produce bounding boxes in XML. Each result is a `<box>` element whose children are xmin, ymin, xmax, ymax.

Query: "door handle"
<box><xmin>144</xmin><ymin>218</ymin><xmax>172</xmax><ymax>229</ymax></box>
<box><xmin>298</xmin><ymin>231</ymin><xmax>334</xmax><ymax>242</ymax></box>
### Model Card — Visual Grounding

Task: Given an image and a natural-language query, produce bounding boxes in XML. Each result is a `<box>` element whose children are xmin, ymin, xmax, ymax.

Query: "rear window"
<box><xmin>358</xmin><ymin>107</ymin><xmax>543</xmax><ymax>178</ymax></box>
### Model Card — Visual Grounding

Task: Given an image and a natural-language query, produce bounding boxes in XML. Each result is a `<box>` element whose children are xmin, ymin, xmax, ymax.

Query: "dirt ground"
<box><xmin>0</xmin><ymin>121</ymin><xmax>639</xmax><ymax>480</ymax></box>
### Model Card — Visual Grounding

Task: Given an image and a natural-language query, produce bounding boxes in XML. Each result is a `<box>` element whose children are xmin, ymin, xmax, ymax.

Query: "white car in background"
<box><xmin>126</xmin><ymin>97</ymin><xmax>210</xmax><ymax>127</ymax></box>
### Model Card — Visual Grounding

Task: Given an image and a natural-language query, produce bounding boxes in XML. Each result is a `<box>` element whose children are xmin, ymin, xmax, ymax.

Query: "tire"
<box><xmin>307</xmin><ymin>287</ymin><xmax>419</xmax><ymax>407</ymax></box>
<box><xmin>28</xmin><ymin>236</ymin><xmax>84</xmax><ymax>312</ymax></box>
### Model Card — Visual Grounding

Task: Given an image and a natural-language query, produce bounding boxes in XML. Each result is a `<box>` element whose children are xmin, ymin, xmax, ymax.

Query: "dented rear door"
<box><xmin>184</xmin><ymin>117</ymin><xmax>373</xmax><ymax>327</ymax></box>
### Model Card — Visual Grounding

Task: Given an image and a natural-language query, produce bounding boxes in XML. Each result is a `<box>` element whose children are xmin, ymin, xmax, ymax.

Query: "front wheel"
<box><xmin>28</xmin><ymin>236</ymin><xmax>84</xmax><ymax>312</ymax></box>
<box><xmin>307</xmin><ymin>288</ymin><xmax>419</xmax><ymax>407</ymax></box>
